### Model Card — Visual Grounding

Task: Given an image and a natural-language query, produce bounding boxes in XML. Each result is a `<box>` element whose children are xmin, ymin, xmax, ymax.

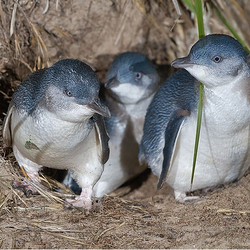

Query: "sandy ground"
<box><xmin>0</xmin><ymin>153</ymin><xmax>249</xmax><ymax>249</ymax></box>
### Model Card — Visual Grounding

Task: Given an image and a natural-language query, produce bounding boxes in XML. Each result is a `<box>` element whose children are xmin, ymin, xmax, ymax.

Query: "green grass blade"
<box><xmin>191</xmin><ymin>83</ymin><xmax>204</xmax><ymax>185</ymax></box>
<box><xmin>195</xmin><ymin>0</ymin><xmax>205</xmax><ymax>39</ymax></box>
<box><xmin>191</xmin><ymin>0</ymin><xmax>205</xmax><ymax>186</ymax></box>
<box><xmin>211</xmin><ymin>2</ymin><xmax>250</xmax><ymax>53</ymax></box>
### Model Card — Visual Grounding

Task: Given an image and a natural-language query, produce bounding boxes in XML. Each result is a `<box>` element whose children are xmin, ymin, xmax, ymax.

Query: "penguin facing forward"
<box><xmin>3</xmin><ymin>59</ymin><xmax>110</xmax><ymax>209</ymax></box>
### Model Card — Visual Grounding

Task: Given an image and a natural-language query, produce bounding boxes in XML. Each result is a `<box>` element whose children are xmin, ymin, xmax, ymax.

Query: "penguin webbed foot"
<box><xmin>174</xmin><ymin>190</ymin><xmax>200</xmax><ymax>203</ymax></box>
<box><xmin>65</xmin><ymin>186</ymin><xmax>93</xmax><ymax>210</ymax></box>
<box><xmin>12</xmin><ymin>180</ymin><xmax>39</xmax><ymax>197</ymax></box>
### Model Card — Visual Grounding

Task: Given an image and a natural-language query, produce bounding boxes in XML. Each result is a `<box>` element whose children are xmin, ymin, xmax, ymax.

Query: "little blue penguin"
<box><xmin>139</xmin><ymin>34</ymin><xmax>250</xmax><ymax>202</ymax></box>
<box><xmin>93</xmin><ymin>52</ymin><xmax>159</xmax><ymax>197</ymax></box>
<box><xmin>63</xmin><ymin>52</ymin><xmax>159</xmax><ymax>197</ymax></box>
<box><xmin>2</xmin><ymin>59</ymin><xmax>110</xmax><ymax>209</ymax></box>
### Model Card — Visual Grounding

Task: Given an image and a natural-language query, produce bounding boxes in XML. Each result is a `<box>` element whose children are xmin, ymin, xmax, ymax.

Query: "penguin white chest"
<box><xmin>125</xmin><ymin>95</ymin><xmax>154</xmax><ymax>143</ymax></box>
<box><xmin>11</xmin><ymin>108</ymin><xmax>96</xmax><ymax>169</ymax></box>
<box><xmin>167</xmin><ymin>86</ymin><xmax>250</xmax><ymax>192</ymax></box>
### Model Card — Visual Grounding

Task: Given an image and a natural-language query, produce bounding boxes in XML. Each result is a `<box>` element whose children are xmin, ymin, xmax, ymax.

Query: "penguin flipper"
<box><xmin>2</xmin><ymin>102</ymin><xmax>14</xmax><ymax>147</ymax></box>
<box><xmin>94</xmin><ymin>114</ymin><xmax>110</xmax><ymax>164</ymax></box>
<box><xmin>157</xmin><ymin>109</ymin><xmax>190</xmax><ymax>189</ymax></box>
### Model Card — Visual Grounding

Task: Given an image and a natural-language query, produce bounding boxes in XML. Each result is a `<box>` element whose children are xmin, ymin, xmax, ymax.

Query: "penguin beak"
<box><xmin>88</xmin><ymin>98</ymin><xmax>111</xmax><ymax>118</ymax></box>
<box><xmin>171</xmin><ymin>56</ymin><xmax>194</xmax><ymax>69</ymax></box>
<box><xmin>104</xmin><ymin>77</ymin><xmax>120</xmax><ymax>89</ymax></box>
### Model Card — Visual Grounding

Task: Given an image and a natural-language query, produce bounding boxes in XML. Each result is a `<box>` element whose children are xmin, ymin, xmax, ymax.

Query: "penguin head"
<box><xmin>41</xmin><ymin>59</ymin><xmax>110</xmax><ymax>122</ymax></box>
<box><xmin>105</xmin><ymin>52</ymin><xmax>159</xmax><ymax>104</ymax></box>
<box><xmin>171</xmin><ymin>34</ymin><xmax>248</xmax><ymax>88</ymax></box>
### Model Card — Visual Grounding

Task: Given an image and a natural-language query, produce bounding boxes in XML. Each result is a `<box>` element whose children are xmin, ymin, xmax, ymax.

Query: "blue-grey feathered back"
<box><xmin>139</xmin><ymin>69</ymin><xmax>199</xmax><ymax>164</ymax></box>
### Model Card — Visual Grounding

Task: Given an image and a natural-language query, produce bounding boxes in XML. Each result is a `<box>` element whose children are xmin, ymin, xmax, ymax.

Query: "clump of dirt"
<box><xmin>0</xmin><ymin>1</ymin><xmax>249</xmax><ymax>249</ymax></box>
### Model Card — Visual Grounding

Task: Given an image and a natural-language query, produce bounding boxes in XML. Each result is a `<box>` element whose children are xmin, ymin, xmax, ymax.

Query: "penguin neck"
<box><xmin>203</xmin><ymin>72</ymin><xmax>250</xmax><ymax>131</ymax></box>
<box><xmin>203</xmin><ymin>70</ymin><xmax>249</xmax><ymax>103</ymax></box>
<box><xmin>105</xmin><ymin>88</ymin><xmax>155</xmax><ymax>115</ymax></box>
<box><xmin>124</xmin><ymin>92</ymin><xmax>155</xmax><ymax>117</ymax></box>
<box><xmin>33</xmin><ymin>104</ymin><xmax>94</xmax><ymax>132</ymax></box>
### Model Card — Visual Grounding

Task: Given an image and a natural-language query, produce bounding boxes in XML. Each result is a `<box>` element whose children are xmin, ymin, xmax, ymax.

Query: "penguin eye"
<box><xmin>64</xmin><ymin>89</ymin><xmax>72</xmax><ymax>97</ymax></box>
<box><xmin>212</xmin><ymin>55</ymin><xmax>223</xmax><ymax>63</ymax></box>
<box><xmin>135</xmin><ymin>72</ymin><xmax>142</xmax><ymax>80</ymax></box>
